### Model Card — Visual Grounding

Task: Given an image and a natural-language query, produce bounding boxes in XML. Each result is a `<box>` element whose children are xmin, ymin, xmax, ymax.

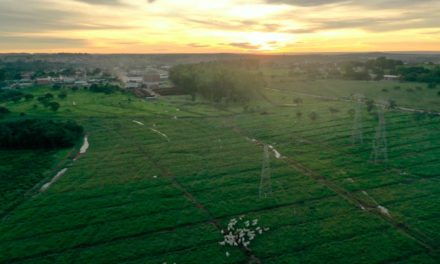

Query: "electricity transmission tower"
<box><xmin>370</xmin><ymin>101</ymin><xmax>388</xmax><ymax>163</ymax></box>
<box><xmin>352</xmin><ymin>94</ymin><xmax>364</xmax><ymax>145</ymax></box>
<box><xmin>259</xmin><ymin>144</ymin><xmax>272</xmax><ymax>198</ymax></box>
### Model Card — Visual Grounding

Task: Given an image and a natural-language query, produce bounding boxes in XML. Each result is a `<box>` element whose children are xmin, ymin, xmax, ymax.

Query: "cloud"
<box><xmin>266</xmin><ymin>0</ymin><xmax>439</xmax><ymax>8</ymax></box>
<box><xmin>282</xmin><ymin>9</ymin><xmax>440</xmax><ymax>34</ymax></box>
<box><xmin>73</xmin><ymin>0</ymin><xmax>125</xmax><ymax>5</ymax></box>
<box><xmin>188</xmin><ymin>43</ymin><xmax>210</xmax><ymax>48</ymax></box>
<box><xmin>0</xmin><ymin>36</ymin><xmax>87</xmax><ymax>49</ymax></box>
<box><xmin>0</xmin><ymin>0</ymin><xmax>135</xmax><ymax>34</ymax></box>
<box><xmin>184</xmin><ymin>17</ymin><xmax>283</xmax><ymax>33</ymax></box>
<box><xmin>228</xmin><ymin>42</ymin><xmax>261</xmax><ymax>50</ymax></box>
<box><xmin>266</xmin><ymin>0</ymin><xmax>347</xmax><ymax>7</ymax></box>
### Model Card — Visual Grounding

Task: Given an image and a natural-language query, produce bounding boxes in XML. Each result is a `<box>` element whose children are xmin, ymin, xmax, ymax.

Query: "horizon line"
<box><xmin>1</xmin><ymin>51</ymin><xmax>440</xmax><ymax>56</ymax></box>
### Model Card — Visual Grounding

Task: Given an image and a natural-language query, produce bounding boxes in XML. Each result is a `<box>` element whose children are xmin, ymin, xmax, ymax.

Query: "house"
<box><xmin>125</xmin><ymin>82</ymin><xmax>142</xmax><ymax>89</ymax></box>
<box><xmin>74</xmin><ymin>80</ymin><xmax>89</xmax><ymax>88</ymax></box>
<box><xmin>123</xmin><ymin>76</ymin><xmax>144</xmax><ymax>83</ymax></box>
<box><xmin>61</xmin><ymin>77</ymin><xmax>76</xmax><ymax>84</ymax></box>
<box><xmin>35</xmin><ymin>77</ymin><xmax>52</xmax><ymax>85</ymax></box>
<box><xmin>383</xmin><ymin>75</ymin><xmax>400</xmax><ymax>81</ymax></box>
<box><xmin>122</xmin><ymin>76</ymin><xmax>143</xmax><ymax>89</ymax></box>
<box><xmin>144</xmin><ymin>72</ymin><xmax>161</xmax><ymax>83</ymax></box>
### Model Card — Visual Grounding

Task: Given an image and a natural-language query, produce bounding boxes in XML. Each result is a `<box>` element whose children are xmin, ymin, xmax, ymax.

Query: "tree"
<box><xmin>170</xmin><ymin>62</ymin><xmax>264</xmax><ymax>104</ymax></box>
<box><xmin>293</xmin><ymin>98</ymin><xmax>303</xmax><ymax>104</ymax></box>
<box><xmin>296</xmin><ymin>111</ymin><xmax>302</xmax><ymax>118</ymax></box>
<box><xmin>25</xmin><ymin>94</ymin><xmax>34</xmax><ymax>101</ymax></box>
<box><xmin>309</xmin><ymin>112</ymin><xmax>318</xmax><ymax>121</ymax></box>
<box><xmin>428</xmin><ymin>83</ymin><xmax>437</xmax><ymax>89</ymax></box>
<box><xmin>0</xmin><ymin>106</ymin><xmax>10</xmax><ymax>115</ymax></box>
<box><xmin>388</xmin><ymin>99</ymin><xmax>397</xmax><ymax>109</ymax></box>
<box><xmin>366</xmin><ymin>99</ymin><xmax>375</xmax><ymax>113</ymax></box>
<box><xmin>58</xmin><ymin>91</ymin><xmax>68</xmax><ymax>99</ymax></box>
<box><xmin>45</xmin><ymin>93</ymin><xmax>54</xmax><ymax>99</ymax></box>
<box><xmin>11</xmin><ymin>96</ymin><xmax>22</xmax><ymax>103</ymax></box>
<box><xmin>329</xmin><ymin>107</ymin><xmax>340</xmax><ymax>115</ymax></box>
<box><xmin>348</xmin><ymin>109</ymin><xmax>355</xmax><ymax>117</ymax></box>
<box><xmin>48</xmin><ymin>102</ymin><xmax>60</xmax><ymax>112</ymax></box>
<box><xmin>0</xmin><ymin>69</ymin><xmax>5</xmax><ymax>81</ymax></box>
<box><xmin>0</xmin><ymin>119</ymin><xmax>83</xmax><ymax>149</ymax></box>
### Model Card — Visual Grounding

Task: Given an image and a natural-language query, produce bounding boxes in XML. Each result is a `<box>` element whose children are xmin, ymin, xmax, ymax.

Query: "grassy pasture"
<box><xmin>0</xmin><ymin>82</ymin><xmax>439</xmax><ymax>263</ymax></box>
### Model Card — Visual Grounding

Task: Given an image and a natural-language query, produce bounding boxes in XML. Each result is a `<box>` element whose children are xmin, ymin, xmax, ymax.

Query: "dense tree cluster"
<box><xmin>0</xmin><ymin>106</ymin><xmax>10</xmax><ymax>115</ymax></box>
<box><xmin>170</xmin><ymin>62</ymin><xmax>265</xmax><ymax>103</ymax></box>
<box><xmin>397</xmin><ymin>66</ymin><xmax>440</xmax><ymax>84</ymax></box>
<box><xmin>0</xmin><ymin>61</ymin><xmax>65</xmax><ymax>80</ymax></box>
<box><xmin>0</xmin><ymin>119</ymin><xmax>83</xmax><ymax>149</ymax></box>
<box><xmin>89</xmin><ymin>83</ymin><xmax>120</xmax><ymax>94</ymax></box>
<box><xmin>0</xmin><ymin>90</ymin><xmax>23</xmax><ymax>103</ymax></box>
<box><xmin>340</xmin><ymin>57</ymin><xmax>403</xmax><ymax>80</ymax></box>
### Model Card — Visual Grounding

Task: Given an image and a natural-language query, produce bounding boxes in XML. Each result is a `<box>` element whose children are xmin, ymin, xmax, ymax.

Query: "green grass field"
<box><xmin>0</xmin><ymin>82</ymin><xmax>439</xmax><ymax>263</ymax></box>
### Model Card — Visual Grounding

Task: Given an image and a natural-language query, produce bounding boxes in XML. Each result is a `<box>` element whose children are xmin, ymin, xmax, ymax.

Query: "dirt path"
<box><xmin>150</xmin><ymin>128</ymin><xmax>170</xmax><ymax>141</ymax></box>
<box><xmin>40</xmin><ymin>168</ymin><xmax>68</xmax><ymax>192</ymax></box>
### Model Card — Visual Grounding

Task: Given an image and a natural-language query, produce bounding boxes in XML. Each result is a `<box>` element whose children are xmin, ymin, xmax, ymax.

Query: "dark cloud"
<box><xmin>283</xmin><ymin>9</ymin><xmax>440</xmax><ymax>34</ymax></box>
<box><xmin>267</xmin><ymin>0</ymin><xmax>440</xmax><ymax>9</ymax></box>
<box><xmin>0</xmin><ymin>36</ymin><xmax>87</xmax><ymax>49</ymax></box>
<box><xmin>0</xmin><ymin>1</ymin><xmax>135</xmax><ymax>34</ymax></box>
<box><xmin>73</xmin><ymin>0</ymin><xmax>125</xmax><ymax>5</ymax></box>
<box><xmin>184</xmin><ymin>18</ymin><xmax>283</xmax><ymax>33</ymax></box>
<box><xmin>266</xmin><ymin>0</ymin><xmax>347</xmax><ymax>6</ymax></box>
<box><xmin>188</xmin><ymin>43</ymin><xmax>210</xmax><ymax>48</ymax></box>
<box><xmin>228</xmin><ymin>42</ymin><xmax>260</xmax><ymax>50</ymax></box>
<box><xmin>74</xmin><ymin>0</ymin><xmax>158</xmax><ymax>6</ymax></box>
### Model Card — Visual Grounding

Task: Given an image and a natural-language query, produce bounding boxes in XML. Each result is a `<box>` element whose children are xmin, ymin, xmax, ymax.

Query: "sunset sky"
<box><xmin>0</xmin><ymin>0</ymin><xmax>439</xmax><ymax>53</ymax></box>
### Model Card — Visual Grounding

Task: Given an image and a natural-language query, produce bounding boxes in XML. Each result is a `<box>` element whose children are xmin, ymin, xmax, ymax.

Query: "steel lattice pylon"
<box><xmin>352</xmin><ymin>94</ymin><xmax>365</xmax><ymax>145</ymax></box>
<box><xmin>259</xmin><ymin>144</ymin><xmax>272</xmax><ymax>198</ymax></box>
<box><xmin>370</xmin><ymin>103</ymin><xmax>388</xmax><ymax>163</ymax></box>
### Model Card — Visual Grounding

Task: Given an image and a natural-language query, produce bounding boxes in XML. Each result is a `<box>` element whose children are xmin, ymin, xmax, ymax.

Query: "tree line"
<box><xmin>0</xmin><ymin>119</ymin><xmax>84</xmax><ymax>149</ymax></box>
<box><xmin>170</xmin><ymin>61</ymin><xmax>265</xmax><ymax>103</ymax></box>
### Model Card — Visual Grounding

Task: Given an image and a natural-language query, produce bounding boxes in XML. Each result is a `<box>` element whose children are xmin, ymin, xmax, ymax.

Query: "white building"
<box><xmin>383</xmin><ymin>75</ymin><xmax>400</xmax><ymax>81</ymax></box>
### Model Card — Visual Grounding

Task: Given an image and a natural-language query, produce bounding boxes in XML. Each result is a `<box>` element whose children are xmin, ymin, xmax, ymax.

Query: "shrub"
<box><xmin>348</xmin><ymin>109</ymin><xmax>355</xmax><ymax>117</ymax></box>
<box><xmin>427</xmin><ymin>83</ymin><xmax>437</xmax><ymax>89</ymax></box>
<box><xmin>366</xmin><ymin>99</ymin><xmax>375</xmax><ymax>112</ymax></box>
<box><xmin>0</xmin><ymin>90</ymin><xmax>24</xmax><ymax>103</ymax></box>
<box><xmin>58</xmin><ymin>91</ymin><xmax>68</xmax><ymax>99</ymax></box>
<box><xmin>48</xmin><ymin>102</ymin><xmax>60</xmax><ymax>111</ymax></box>
<box><xmin>0</xmin><ymin>106</ymin><xmax>10</xmax><ymax>115</ymax></box>
<box><xmin>89</xmin><ymin>84</ymin><xmax>119</xmax><ymax>94</ymax></box>
<box><xmin>24</xmin><ymin>94</ymin><xmax>34</xmax><ymax>101</ymax></box>
<box><xmin>309</xmin><ymin>112</ymin><xmax>319</xmax><ymax>121</ymax></box>
<box><xmin>388</xmin><ymin>99</ymin><xmax>397</xmax><ymax>109</ymax></box>
<box><xmin>329</xmin><ymin>107</ymin><xmax>340</xmax><ymax>114</ymax></box>
<box><xmin>293</xmin><ymin>98</ymin><xmax>303</xmax><ymax>104</ymax></box>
